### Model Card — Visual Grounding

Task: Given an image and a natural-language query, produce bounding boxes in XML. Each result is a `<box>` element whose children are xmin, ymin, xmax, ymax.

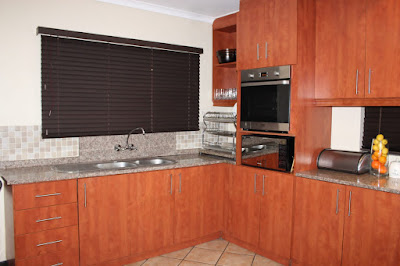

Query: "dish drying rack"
<box><xmin>200</xmin><ymin>112</ymin><xmax>236</xmax><ymax>159</ymax></box>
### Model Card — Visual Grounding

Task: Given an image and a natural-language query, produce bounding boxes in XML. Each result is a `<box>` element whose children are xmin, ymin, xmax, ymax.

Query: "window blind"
<box><xmin>362</xmin><ymin>107</ymin><xmax>400</xmax><ymax>152</ymax></box>
<box><xmin>41</xmin><ymin>34</ymin><xmax>200</xmax><ymax>138</ymax></box>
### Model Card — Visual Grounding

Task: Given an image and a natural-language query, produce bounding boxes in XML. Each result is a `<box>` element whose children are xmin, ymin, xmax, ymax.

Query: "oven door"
<box><xmin>240</xmin><ymin>80</ymin><xmax>290</xmax><ymax>132</ymax></box>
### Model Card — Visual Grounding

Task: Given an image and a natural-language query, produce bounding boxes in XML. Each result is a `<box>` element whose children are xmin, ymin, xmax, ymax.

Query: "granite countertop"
<box><xmin>0</xmin><ymin>154</ymin><xmax>234</xmax><ymax>185</ymax></box>
<box><xmin>296</xmin><ymin>169</ymin><xmax>400</xmax><ymax>195</ymax></box>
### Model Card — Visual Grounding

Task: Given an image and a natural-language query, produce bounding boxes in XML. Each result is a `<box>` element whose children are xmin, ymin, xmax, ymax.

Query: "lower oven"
<box><xmin>241</xmin><ymin>134</ymin><xmax>295</xmax><ymax>172</ymax></box>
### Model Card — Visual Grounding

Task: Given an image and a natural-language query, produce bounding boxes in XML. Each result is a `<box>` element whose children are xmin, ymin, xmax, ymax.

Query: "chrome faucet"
<box><xmin>114</xmin><ymin>127</ymin><xmax>146</xmax><ymax>151</ymax></box>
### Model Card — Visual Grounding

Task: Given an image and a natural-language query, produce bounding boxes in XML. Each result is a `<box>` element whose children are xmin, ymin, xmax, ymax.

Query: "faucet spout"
<box><xmin>125</xmin><ymin>127</ymin><xmax>146</xmax><ymax>150</ymax></box>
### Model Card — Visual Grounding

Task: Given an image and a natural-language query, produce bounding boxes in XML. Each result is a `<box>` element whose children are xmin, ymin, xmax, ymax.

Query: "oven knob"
<box><xmin>274</xmin><ymin>71</ymin><xmax>280</xmax><ymax>76</ymax></box>
<box><xmin>248</xmin><ymin>73</ymin><xmax>255</xmax><ymax>79</ymax></box>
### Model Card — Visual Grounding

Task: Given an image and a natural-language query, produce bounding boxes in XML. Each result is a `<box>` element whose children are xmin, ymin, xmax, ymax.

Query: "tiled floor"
<box><xmin>125</xmin><ymin>239</ymin><xmax>283</xmax><ymax>266</ymax></box>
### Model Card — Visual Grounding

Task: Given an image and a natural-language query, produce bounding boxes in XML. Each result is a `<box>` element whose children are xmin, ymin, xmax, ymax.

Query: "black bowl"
<box><xmin>217</xmin><ymin>49</ymin><xmax>236</xmax><ymax>64</ymax></box>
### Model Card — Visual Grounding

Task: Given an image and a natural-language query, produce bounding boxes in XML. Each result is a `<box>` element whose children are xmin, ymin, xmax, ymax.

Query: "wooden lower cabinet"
<box><xmin>78</xmin><ymin>175</ymin><xmax>130</xmax><ymax>266</ymax></box>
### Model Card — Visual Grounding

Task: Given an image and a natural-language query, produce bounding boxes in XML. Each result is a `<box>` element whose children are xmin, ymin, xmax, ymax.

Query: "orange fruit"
<box><xmin>373</xmin><ymin>151</ymin><xmax>381</xmax><ymax>157</ymax></box>
<box><xmin>371</xmin><ymin>154</ymin><xmax>378</xmax><ymax>161</ymax></box>
<box><xmin>379</xmin><ymin>165</ymin><xmax>387</xmax><ymax>174</ymax></box>
<box><xmin>371</xmin><ymin>161</ymin><xmax>380</xmax><ymax>169</ymax></box>
<box><xmin>379</xmin><ymin>156</ymin><xmax>387</xmax><ymax>165</ymax></box>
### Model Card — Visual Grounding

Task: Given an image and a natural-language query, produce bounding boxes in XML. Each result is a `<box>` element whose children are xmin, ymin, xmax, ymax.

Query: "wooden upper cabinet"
<box><xmin>365</xmin><ymin>0</ymin><xmax>400</xmax><ymax>98</ymax></box>
<box><xmin>342</xmin><ymin>186</ymin><xmax>400</xmax><ymax>265</ymax></box>
<box><xmin>291</xmin><ymin>177</ymin><xmax>345</xmax><ymax>266</ymax></box>
<box><xmin>237</xmin><ymin>0</ymin><xmax>297</xmax><ymax>70</ymax></box>
<box><xmin>315</xmin><ymin>0</ymin><xmax>366</xmax><ymax>99</ymax></box>
<box><xmin>78</xmin><ymin>175</ymin><xmax>130</xmax><ymax>266</ymax></box>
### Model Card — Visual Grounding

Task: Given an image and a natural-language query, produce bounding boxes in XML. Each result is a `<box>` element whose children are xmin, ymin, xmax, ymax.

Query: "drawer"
<box><xmin>15</xmin><ymin>248</ymin><xmax>79</xmax><ymax>266</ymax></box>
<box><xmin>15</xmin><ymin>225</ymin><xmax>78</xmax><ymax>259</ymax></box>
<box><xmin>14</xmin><ymin>203</ymin><xmax>78</xmax><ymax>235</ymax></box>
<box><xmin>13</xmin><ymin>179</ymin><xmax>77</xmax><ymax>210</ymax></box>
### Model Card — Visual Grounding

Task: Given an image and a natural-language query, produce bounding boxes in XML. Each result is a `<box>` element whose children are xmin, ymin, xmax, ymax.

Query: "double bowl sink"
<box><xmin>53</xmin><ymin>158</ymin><xmax>177</xmax><ymax>173</ymax></box>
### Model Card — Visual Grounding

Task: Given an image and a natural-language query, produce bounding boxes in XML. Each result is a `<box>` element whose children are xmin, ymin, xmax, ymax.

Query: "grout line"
<box><xmin>214</xmin><ymin>241</ymin><xmax>230</xmax><ymax>265</ymax></box>
<box><xmin>139</xmin><ymin>259</ymin><xmax>147</xmax><ymax>265</ymax></box>
<box><xmin>178</xmin><ymin>246</ymin><xmax>195</xmax><ymax>265</ymax></box>
<box><xmin>250</xmin><ymin>253</ymin><xmax>256</xmax><ymax>266</ymax></box>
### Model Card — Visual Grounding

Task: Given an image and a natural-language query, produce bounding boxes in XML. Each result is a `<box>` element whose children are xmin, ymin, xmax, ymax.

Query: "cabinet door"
<box><xmin>128</xmin><ymin>170</ymin><xmax>174</xmax><ymax>255</ymax></box>
<box><xmin>227</xmin><ymin>166</ymin><xmax>261</xmax><ymax>246</ymax></box>
<box><xmin>174</xmin><ymin>165</ymin><xmax>225</xmax><ymax>243</ymax></box>
<box><xmin>342</xmin><ymin>186</ymin><xmax>400</xmax><ymax>265</ymax></box>
<box><xmin>78</xmin><ymin>175</ymin><xmax>130</xmax><ymax>266</ymax></box>
<box><xmin>365</xmin><ymin>0</ymin><xmax>400</xmax><ymax>98</ymax></box>
<box><xmin>258</xmin><ymin>171</ymin><xmax>293</xmax><ymax>259</ymax></box>
<box><xmin>315</xmin><ymin>0</ymin><xmax>366</xmax><ymax>99</ymax></box>
<box><xmin>265</xmin><ymin>0</ymin><xmax>297</xmax><ymax>67</ymax></box>
<box><xmin>237</xmin><ymin>0</ymin><xmax>265</xmax><ymax>70</ymax></box>
<box><xmin>291</xmin><ymin>177</ymin><xmax>345</xmax><ymax>266</ymax></box>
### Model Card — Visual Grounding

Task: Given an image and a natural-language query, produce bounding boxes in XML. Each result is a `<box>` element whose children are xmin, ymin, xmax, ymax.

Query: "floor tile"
<box><xmin>195</xmin><ymin>239</ymin><xmax>229</xmax><ymax>251</ymax></box>
<box><xmin>180</xmin><ymin>261</ymin><xmax>212</xmax><ymax>265</ymax></box>
<box><xmin>252</xmin><ymin>255</ymin><xmax>282</xmax><ymax>266</ymax></box>
<box><xmin>185</xmin><ymin>247</ymin><xmax>223</xmax><ymax>264</ymax></box>
<box><xmin>142</xmin><ymin>256</ymin><xmax>181</xmax><ymax>266</ymax></box>
<box><xmin>125</xmin><ymin>259</ymin><xmax>147</xmax><ymax>266</ymax></box>
<box><xmin>161</xmin><ymin>247</ymin><xmax>193</xmax><ymax>259</ymax></box>
<box><xmin>217</xmin><ymin>252</ymin><xmax>254</xmax><ymax>266</ymax></box>
<box><xmin>224</xmin><ymin>243</ymin><xmax>255</xmax><ymax>256</ymax></box>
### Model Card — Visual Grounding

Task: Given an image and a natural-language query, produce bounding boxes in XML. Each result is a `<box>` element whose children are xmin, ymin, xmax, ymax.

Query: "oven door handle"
<box><xmin>241</xmin><ymin>80</ymin><xmax>290</xmax><ymax>87</ymax></box>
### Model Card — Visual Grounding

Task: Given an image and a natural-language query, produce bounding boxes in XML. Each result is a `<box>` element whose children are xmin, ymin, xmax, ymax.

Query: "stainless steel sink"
<box><xmin>95</xmin><ymin>161</ymin><xmax>137</xmax><ymax>170</ymax></box>
<box><xmin>131</xmin><ymin>158</ymin><xmax>176</xmax><ymax>166</ymax></box>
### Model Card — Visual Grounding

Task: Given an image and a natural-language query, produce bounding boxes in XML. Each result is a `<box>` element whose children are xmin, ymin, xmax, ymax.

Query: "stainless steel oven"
<box><xmin>240</xmin><ymin>65</ymin><xmax>291</xmax><ymax>132</ymax></box>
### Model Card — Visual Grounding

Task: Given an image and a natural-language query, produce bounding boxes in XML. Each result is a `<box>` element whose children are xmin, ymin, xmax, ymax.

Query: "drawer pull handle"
<box><xmin>37</xmin><ymin>239</ymin><xmax>62</xmax><ymax>247</ymax></box>
<box><xmin>36</xmin><ymin>216</ymin><xmax>62</xmax><ymax>223</ymax></box>
<box><xmin>35</xmin><ymin>193</ymin><xmax>61</xmax><ymax>198</ymax></box>
<box><xmin>51</xmin><ymin>263</ymin><xmax>63</xmax><ymax>266</ymax></box>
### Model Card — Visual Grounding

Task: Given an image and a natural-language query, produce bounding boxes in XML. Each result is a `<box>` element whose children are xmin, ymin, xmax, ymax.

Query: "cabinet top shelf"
<box><xmin>215</xmin><ymin>62</ymin><xmax>237</xmax><ymax>68</ymax></box>
<box><xmin>214</xmin><ymin>25</ymin><xmax>236</xmax><ymax>33</ymax></box>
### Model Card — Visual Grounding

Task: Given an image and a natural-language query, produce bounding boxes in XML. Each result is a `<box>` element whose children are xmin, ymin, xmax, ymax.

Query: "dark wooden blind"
<box><xmin>41</xmin><ymin>35</ymin><xmax>200</xmax><ymax>138</ymax></box>
<box><xmin>362</xmin><ymin>107</ymin><xmax>400</xmax><ymax>152</ymax></box>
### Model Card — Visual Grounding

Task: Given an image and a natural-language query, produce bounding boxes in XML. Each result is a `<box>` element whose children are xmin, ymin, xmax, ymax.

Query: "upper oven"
<box><xmin>240</xmin><ymin>65</ymin><xmax>291</xmax><ymax>133</ymax></box>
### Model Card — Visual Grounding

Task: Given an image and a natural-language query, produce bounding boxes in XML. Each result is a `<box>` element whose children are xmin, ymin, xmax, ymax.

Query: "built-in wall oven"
<box><xmin>240</xmin><ymin>65</ymin><xmax>291</xmax><ymax>133</ymax></box>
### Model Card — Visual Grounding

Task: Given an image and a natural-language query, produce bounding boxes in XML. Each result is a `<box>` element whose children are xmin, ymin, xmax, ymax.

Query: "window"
<box><xmin>39</xmin><ymin>27</ymin><xmax>202</xmax><ymax>138</ymax></box>
<box><xmin>362</xmin><ymin>107</ymin><xmax>400</xmax><ymax>152</ymax></box>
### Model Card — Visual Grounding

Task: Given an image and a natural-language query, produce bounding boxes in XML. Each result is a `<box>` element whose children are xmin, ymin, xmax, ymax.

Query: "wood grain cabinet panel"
<box><xmin>291</xmin><ymin>177</ymin><xmax>345</xmax><ymax>266</ymax></box>
<box><xmin>78</xmin><ymin>175</ymin><xmax>130</xmax><ymax>266</ymax></box>
<box><xmin>15</xmin><ymin>248</ymin><xmax>79</xmax><ymax>266</ymax></box>
<box><xmin>342</xmin><ymin>186</ymin><xmax>400</xmax><ymax>265</ymax></box>
<box><xmin>13</xmin><ymin>179</ymin><xmax>77</xmax><ymax>210</ymax></box>
<box><xmin>128</xmin><ymin>170</ymin><xmax>174</xmax><ymax>255</ymax></box>
<box><xmin>14</xmin><ymin>203</ymin><xmax>77</xmax><ymax>235</ymax></box>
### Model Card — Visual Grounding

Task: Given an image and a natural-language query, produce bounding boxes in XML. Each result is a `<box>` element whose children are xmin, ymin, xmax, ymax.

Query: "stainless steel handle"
<box><xmin>37</xmin><ymin>239</ymin><xmax>62</xmax><ymax>247</ymax></box>
<box><xmin>262</xmin><ymin>175</ymin><xmax>265</xmax><ymax>196</ymax></box>
<box><xmin>241</xmin><ymin>80</ymin><xmax>290</xmax><ymax>87</ymax></box>
<box><xmin>368</xmin><ymin>68</ymin><xmax>372</xmax><ymax>94</ymax></box>
<box><xmin>50</xmin><ymin>263</ymin><xmax>63</xmax><ymax>266</ymax></box>
<box><xmin>36</xmin><ymin>216</ymin><xmax>62</xmax><ymax>223</ymax></box>
<box><xmin>348</xmin><ymin>191</ymin><xmax>352</xmax><ymax>217</ymax></box>
<box><xmin>179</xmin><ymin>173</ymin><xmax>182</xmax><ymax>193</ymax></box>
<box><xmin>254</xmin><ymin>173</ymin><xmax>257</xmax><ymax>194</ymax></box>
<box><xmin>170</xmin><ymin>174</ymin><xmax>173</xmax><ymax>195</ymax></box>
<box><xmin>257</xmin><ymin>43</ymin><xmax>260</xmax><ymax>60</ymax></box>
<box><xmin>355</xmin><ymin>69</ymin><xmax>359</xmax><ymax>95</ymax></box>
<box><xmin>84</xmin><ymin>183</ymin><xmax>87</xmax><ymax>208</ymax></box>
<box><xmin>265</xmin><ymin>42</ymin><xmax>268</xmax><ymax>59</ymax></box>
<box><xmin>35</xmin><ymin>193</ymin><xmax>61</xmax><ymax>198</ymax></box>
<box><xmin>336</xmin><ymin>189</ymin><xmax>340</xmax><ymax>214</ymax></box>
<box><xmin>256</xmin><ymin>161</ymin><xmax>262</xmax><ymax>166</ymax></box>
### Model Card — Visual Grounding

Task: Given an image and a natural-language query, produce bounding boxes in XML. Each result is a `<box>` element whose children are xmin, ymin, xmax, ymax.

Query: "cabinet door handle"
<box><xmin>336</xmin><ymin>189</ymin><xmax>340</xmax><ymax>214</ymax></box>
<box><xmin>256</xmin><ymin>161</ymin><xmax>262</xmax><ymax>166</ymax></box>
<box><xmin>265</xmin><ymin>42</ymin><xmax>268</xmax><ymax>60</ymax></box>
<box><xmin>254</xmin><ymin>173</ymin><xmax>257</xmax><ymax>194</ymax></box>
<box><xmin>37</xmin><ymin>239</ymin><xmax>62</xmax><ymax>247</ymax></box>
<box><xmin>36</xmin><ymin>216</ymin><xmax>62</xmax><ymax>223</ymax></box>
<box><xmin>35</xmin><ymin>192</ymin><xmax>61</xmax><ymax>198</ymax></box>
<box><xmin>170</xmin><ymin>174</ymin><xmax>173</xmax><ymax>195</ymax></box>
<box><xmin>368</xmin><ymin>68</ymin><xmax>372</xmax><ymax>94</ymax></box>
<box><xmin>257</xmin><ymin>43</ymin><xmax>260</xmax><ymax>60</ymax></box>
<box><xmin>355</xmin><ymin>69</ymin><xmax>359</xmax><ymax>95</ymax></box>
<box><xmin>51</xmin><ymin>263</ymin><xmax>63</xmax><ymax>266</ymax></box>
<box><xmin>348</xmin><ymin>191</ymin><xmax>352</xmax><ymax>217</ymax></box>
<box><xmin>84</xmin><ymin>183</ymin><xmax>87</xmax><ymax>208</ymax></box>
<box><xmin>262</xmin><ymin>175</ymin><xmax>265</xmax><ymax>196</ymax></box>
<box><xmin>179</xmin><ymin>173</ymin><xmax>182</xmax><ymax>193</ymax></box>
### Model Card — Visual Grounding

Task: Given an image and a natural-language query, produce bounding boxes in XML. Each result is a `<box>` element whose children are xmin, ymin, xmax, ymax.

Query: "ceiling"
<box><xmin>98</xmin><ymin>0</ymin><xmax>240</xmax><ymax>23</ymax></box>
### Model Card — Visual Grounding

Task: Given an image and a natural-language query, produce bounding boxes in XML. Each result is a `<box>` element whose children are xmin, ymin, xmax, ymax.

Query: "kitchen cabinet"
<box><xmin>342</xmin><ymin>186</ymin><xmax>400</xmax><ymax>265</ymax></box>
<box><xmin>227</xmin><ymin>166</ymin><xmax>293</xmax><ymax>261</ymax></box>
<box><xmin>78</xmin><ymin>175</ymin><xmax>130</xmax><ymax>266</ymax></box>
<box><xmin>291</xmin><ymin>177</ymin><xmax>346</xmax><ymax>266</ymax></box>
<box><xmin>237</xmin><ymin>0</ymin><xmax>297</xmax><ymax>70</ymax></box>
<box><xmin>292</xmin><ymin>177</ymin><xmax>400</xmax><ymax>265</ymax></box>
<box><xmin>128</xmin><ymin>170</ymin><xmax>174</xmax><ymax>255</ymax></box>
<box><xmin>315</xmin><ymin>0</ymin><xmax>400</xmax><ymax>104</ymax></box>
